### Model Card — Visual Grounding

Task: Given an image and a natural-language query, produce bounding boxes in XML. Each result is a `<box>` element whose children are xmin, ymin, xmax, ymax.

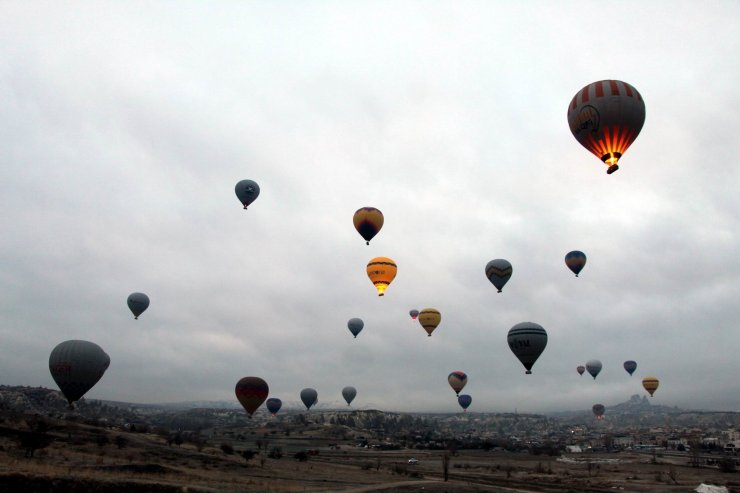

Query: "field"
<box><xmin>0</xmin><ymin>413</ymin><xmax>737</xmax><ymax>492</ymax></box>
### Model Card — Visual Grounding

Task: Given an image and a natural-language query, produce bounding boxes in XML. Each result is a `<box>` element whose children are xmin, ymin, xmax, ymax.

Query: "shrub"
<box><xmin>221</xmin><ymin>443</ymin><xmax>234</xmax><ymax>455</ymax></box>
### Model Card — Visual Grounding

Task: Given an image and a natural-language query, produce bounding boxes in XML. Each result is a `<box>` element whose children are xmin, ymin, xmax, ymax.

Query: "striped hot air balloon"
<box><xmin>485</xmin><ymin>259</ymin><xmax>512</xmax><ymax>293</ymax></box>
<box><xmin>448</xmin><ymin>371</ymin><xmax>467</xmax><ymax>396</ymax></box>
<box><xmin>353</xmin><ymin>207</ymin><xmax>384</xmax><ymax>245</ymax></box>
<box><xmin>565</xmin><ymin>251</ymin><xmax>587</xmax><ymax>277</ymax></box>
<box><xmin>366</xmin><ymin>257</ymin><xmax>397</xmax><ymax>296</ymax></box>
<box><xmin>568</xmin><ymin>80</ymin><xmax>646</xmax><ymax>174</ymax></box>
<box><xmin>507</xmin><ymin>322</ymin><xmax>547</xmax><ymax>374</ymax></box>
<box><xmin>642</xmin><ymin>376</ymin><xmax>659</xmax><ymax>397</ymax></box>
<box><xmin>418</xmin><ymin>308</ymin><xmax>441</xmax><ymax>336</ymax></box>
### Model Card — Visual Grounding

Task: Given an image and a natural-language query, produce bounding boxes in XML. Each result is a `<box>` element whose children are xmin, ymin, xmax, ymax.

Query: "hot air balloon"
<box><xmin>458</xmin><ymin>394</ymin><xmax>472</xmax><ymax>412</ymax></box>
<box><xmin>586</xmin><ymin>359</ymin><xmax>602</xmax><ymax>380</ymax></box>
<box><xmin>485</xmin><ymin>259</ymin><xmax>512</xmax><ymax>293</ymax></box>
<box><xmin>266</xmin><ymin>397</ymin><xmax>282</xmax><ymax>416</ymax></box>
<box><xmin>409</xmin><ymin>309</ymin><xmax>419</xmax><ymax>320</ymax></box>
<box><xmin>577</xmin><ymin>365</ymin><xmax>586</xmax><ymax>376</ymax></box>
<box><xmin>592</xmin><ymin>403</ymin><xmax>605</xmax><ymax>420</ymax></box>
<box><xmin>49</xmin><ymin>340</ymin><xmax>110</xmax><ymax>407</ymax></box>
<box><xmin>366</xmin><ymin>257</ymin><xmax>397</xmax><ymax>296</ymax></box>
<box><xmin>448</xmin><ymin>371</ymin><xmax>467</xmax><ymax>396</ymax></box>
<box><xmin>567</xmin><ymin>79</ymin><xmax>646</xmax><ymax>174</ymax></box>
<box><xmin>347</xmin><ymin>318</ymin><xmax>364</xmax><ymax>338</ymax></box>
<box><xmin>353</xmin><ymin>207</ymin><xmax>384</xmax><ymax>245</ymax></box>
<box><xmin>507</xmin><ymin>322</ymin><xmax>547</xmax><ymax>374</ymax></box>
<box><xmin>235</xmin><ymin>377</ymin><xmax>269</xmax><ymax>417</ymax></box>
<box><xmin>300</xmin><ymin>388</ymin><xmax>318</xmax><ymax>410</ymax></box>
<box><xmin>623</xmin><ymin>360</ymin><xmax>637</xmax><ymax>376</ymax></box>
<box><xmin>127</xmin><ymin>292</ymin><xmax>149</xmax><ymax>320</ymax></box>
<box><xmin>565</xmin><ymin>251</ymin><xmax>587</xmax><ymax>277</ymax></box>
<box><xmin>235</xmin><ymin>179</ymin><xmax>260</xmax><ymax>209</ymax></box>
<box><xmin>642</xmin><ymin>376</ymin><xmax>659</xmax><ymax>397</ymax></box>
<box><xmin>418</xmin><ymin>308</ymin><xmax>441</xmax><ymax>336</ymax></box>
<box><xmin>342</xmin><ymin>386</ymin><xmax>357</xmax><ymax>406</ymax></box>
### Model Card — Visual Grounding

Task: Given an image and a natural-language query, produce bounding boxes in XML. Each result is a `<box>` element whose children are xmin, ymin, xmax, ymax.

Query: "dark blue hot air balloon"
<box><xmin>347</xmin><ymin>318</ymin><xmax>364</xmax><ymax>338</ymax></box>
<box><xmin>266</xmin><ymin>397</ymin><xmax>282</xmax><ymax>416</ymax></box>
<box><xmin>457</xmin><ymin>394</ymin><xmax>472</xmax><ymax>412</ymax></box>
<box><xmin>623</xmin><ymin>360</ymin><xmax>637</xmax><ymax>376</ymax></box>
<box><xmin>565</xmin><ymin>251</ymin><xmax>587</xmax><ymax>277</ymax></box>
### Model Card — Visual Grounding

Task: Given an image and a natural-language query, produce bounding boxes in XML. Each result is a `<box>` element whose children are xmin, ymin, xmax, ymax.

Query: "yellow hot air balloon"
<box><xmin>642</xmin><ymin>376</ymin><xmax>659</xmax><ymax>397</ymax></box>
<box><xmin>366</xmin><ymin>257</ymin><xmax>397</xmax><ymax>296</ymax></box>
<box><xmin>353</xmin><ymin>207</ymin><xmax>384</xmax><ymax>245</ymax></box>
<box><xmin>418</xmin><ymin>308</ymin><xmax>441</xmax><ymax>336</ymax></box>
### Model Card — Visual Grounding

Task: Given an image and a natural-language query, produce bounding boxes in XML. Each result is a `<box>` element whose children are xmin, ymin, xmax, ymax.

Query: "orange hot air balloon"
<box><xmin>568</xmin><ymin>80</ymin><xmax>646</xmax><ymax>174</ymax></box>
<box><xmin>353</xmin><ymin>207</ymin><xmax>384</xmax><ymax>245</ymax></box>
<box><xmin>366</xmin><ymin>257</ymin><xmax>397</xmax><ymax>296</ymax></box>
<box><xmin>642</xmin><ymin>376</ymin><xmax>659</xmax><ymax>397</ymax></box>
<box><xmin>418</xmin><ymin>308</ymin><xmax>441</xmax><ymax>336</ymax></box>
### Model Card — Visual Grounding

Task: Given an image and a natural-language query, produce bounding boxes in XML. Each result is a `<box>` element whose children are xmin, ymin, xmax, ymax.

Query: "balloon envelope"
<box><xmin>235</xmin><ymin>179</ymin><xmax>260</xmax><ymax>209</ymax></box>
<box><xmin>342</xmin><ymin>386</ymin><xmax>357</xmax><ymax>406</ymax></box>
<box><xmin>448</xmin><ymin>371</ymin><xmax>467</xmax><ymax>395</ymax></box>
<box><xmin>300</xmin><ymin>388</ymin><xmax>318</xmax><ymax>410</ymax></box>
<box><xmin>347</xmin><ymin>318</ymin><xmax>364</xmax><ymax>338</ymax></box>
<box><xmin>353</xmin><ymin>207</ymin><xmax>384</xmax><ymax>245</ymax></box>
<box><xmin>485</xmin><ymin>259</ymin><xmax>513</xmax><ymax>293</ymax></box>
<box><xmin>507</xmin><ymin>322</ymin><xmax>547</xmax><ymax>374</ymax></box>
<box><xmin>586</xmin><ymin>360</ymin><xmax>602</xmax><ymax>379</ymax></box>
<box><xmin>366</xmin><ymin>257</ymin><xmax>397</xmax><ymax>296</ymax></box>
<box><xmin>567</xmin><ymin>79</ymin><xmax>646</xmax><ymax>174</ymax></box>
<box><xmin>642</xmin><ymin>376</ymin><xmax>659</xmax><ymax>396</ymax></box>
<box><xmin>235</xmin><ymin>377</ymin><xmax>269</xmax><ymax>416</ymax></box>
<box><xmin>266</xmin><ymin>397</ymin><xmax>282</xmax><ymax>416</ymax></box>
<box><xmin>418</xmin><ymin>308</ymin><xmax>441</xmax><ymax>336</ymax></box>
<box><xmin>49</xmin><ymin>340</ymin><xmax>110</xmax><ymax>405</ymax></box>
<box><xmin>577</xmin><ymin>365</ymin><xmax>586</xmax><ymax>376</ymax></box>
<box><xmin>409</xmin><ymin>309</ymin><xmax>419</xmax><ymax>320</ymax></box>
<box><xmin>565</xmin><ymin>251</ymin><xmax>587</xmax><ymax>277</ymax></box>
<box><xmin>592</xmin><ymin>403</ymin><xmax>605</xmax><ymax>419</ymax></box>
<box><xmin>623</xmin><ymin>360</ymin><xmax>637</xmax><ymax>376</ymax></box>
<box><xmin>127</xmin><ymin>292</ymin><xmax>149</xmax><ymax>319</ymax></box>
<box><xmin>458</xmin><ymin>394</ymin><xmax>472</xmax><ymax>411</ymax></box>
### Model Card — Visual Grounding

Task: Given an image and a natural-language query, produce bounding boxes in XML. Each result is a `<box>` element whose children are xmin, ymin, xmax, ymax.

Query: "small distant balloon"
<box><xmin>458</xmin><ymin>394</ymin><xmax>472</xmax><ymax>412</ymax></box>
<box><xmin>409</xmin><ymin>309</ymin><xmax>419</xmax><ymax>320</ymax></box>
<box><xmin>366</xmin><ymin>257</ymin><xmax>397</xmax><ymax>296</ymax></box>
<box><xmin>642</xmin><ymin>376</ymin><xmax>659</xmax><ymax>397</ymax></box>
<box><xmin>347</xmin><ymin>318</ymin><xmax>364</xmax><ymax>338</ymax></box>
<box><xmin>235</xmin><ymin>377</ymin><xmax>269</xmax><ymax>417</ymax></box>
<box><xmin>507</xmin><ymin>322</ymin><xmax>547</xmax><ymax>374</ymax></box>
<box><xmin>565</xmin><ymin>251</ymin><xmax>587</xmax><ymax>277</ymax></box>
<box><xmin>266</xmin><ymin>397</ymin><xmax>282</xmax><ymax>416</ymax></box>
<box><xmin>448</xmin><ymin>371</ymin><xmax>467</xmax><ymax>396</ymax></box>
<box><xmin>300</xmin><ymin>388</ymin><xmax>318</xmax><ymax>410</ymax></box>
<box><xmin>49</xmin><ymin>340</ymin><xmax>110</xmax><ymax>407</ymax></box>
<box><xmin>353</xmin><ymin>207</ymin><xmax>384</xmax><ymax>245</ymax></box>
<box><xmin>235</xmin><ymin>179</ymin><xmax>260</xmax><ymax>209</ymax></box>
<box><xmin>623</xmin><ymin>360</ymin><xmax>637</xmax><ymax>376</ymax></box>
<box><xmin>342</xmin><ymin>386</ymin><xmax>357</xmax><ymax>406</ymax></box>
<box><xmin>127</xmin><ymin>292</ymin><xmax>149</xmax><ymax>320</ymax></box>
<box><xmin>592</xmin><ymin>403</ymin><xmax>605</xmax><ymax>420</ymax></box>
<box><xmin>485</xmin><ymin>259</ymin><xmax>512</xmax><ymax>293</ymax></box>
<box><xmin>418</xmin><ymin>308</ymin><xmax>441</xmax><ymax>336</ymax></box>
<box><xmin>586</xmin><ymin>360</ymin><xmax>602</xmax><ymax>380</ymax></box>
<box><xmin>577</xmin><ymin>365</ymin><xmax>585</xmax><ymax>376</ymax></box>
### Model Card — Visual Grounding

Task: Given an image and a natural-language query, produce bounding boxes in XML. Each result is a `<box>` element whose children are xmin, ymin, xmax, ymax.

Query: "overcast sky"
<box><xmin>1</xmin><ymin>1</ymin><xmax>738</xmax><ymax>414</ymax></box>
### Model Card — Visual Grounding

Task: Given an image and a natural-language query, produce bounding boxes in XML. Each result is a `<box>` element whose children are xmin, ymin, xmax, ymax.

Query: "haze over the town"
<box><xmin>1</xmin><ymin>1</ymin><xmax>738</xmax><ymax>413</ymax></box>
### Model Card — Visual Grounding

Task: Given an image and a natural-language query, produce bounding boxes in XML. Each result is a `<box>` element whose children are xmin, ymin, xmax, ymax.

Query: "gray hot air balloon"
<box><xmin>485</xmin><ymin>259</ymin><xmax>513</xmax><ymax>293</ymax></box>
<box><xmin>300</xmin><ymin>388</ymin><xmax>318</xmax><ymax>410</ymax></box>
<box><xmin>507</xmin><ymin>322</ymin><xmax>547</xmax><ymax>374</ymax></box>
<box><xmin>235</xmin><ymin>179</ymin><xmax>260</xmax><ymax>209</ymax></box>
<box><xmin>342</xmin><ymin>386</ymin><xmax>357</xmax><ymax>406</ymax></box>
<box><xmin>586</xmin><ymin>359</ymin><xmax>603</xmax><ymax>380</ymax></box>
<box><xmin>127</xmin><ymin>292</ymin><xmax>149</xmax><ymax>320</ymax></box>
<box><xmin>347</xmin><ymin>318</ymin><xmax>364</xmax><ymax>338</ymax></box>
<box><xmin>49</xmin><ymin>340</ymin><xmax>110</xmax><ymax>407</ymax></box>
